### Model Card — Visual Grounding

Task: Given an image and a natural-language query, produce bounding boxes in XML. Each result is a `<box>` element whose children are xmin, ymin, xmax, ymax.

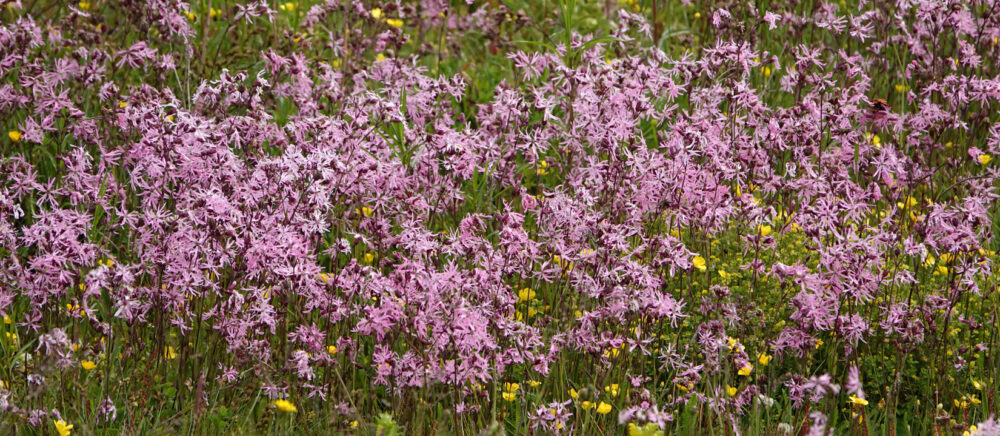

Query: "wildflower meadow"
<box><xmin>3</xmin><ymin>0</ymin><xmax>1000</xmax><ymax>434</ymax></box>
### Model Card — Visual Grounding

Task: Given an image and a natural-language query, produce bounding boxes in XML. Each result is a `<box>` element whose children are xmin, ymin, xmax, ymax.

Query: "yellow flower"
<box><xmin>504</xmin><ymin>382</ymin><xmax>519</xmax><ymax>392</ymax></box>
<box><xmin>518</xmin><ymin>288</ymin><xmax>536</xmax><ymax>302</ymax></box>
<box><xmin>273</xmin><ymin>399</ymin><xmax>297</xmax><ymax>413</ymax></box>
<box><xmin>723</xmin><ymin>384</ymin><xmax>737</xmax><ymax>396</ymax></box>
<box><xmin>763</xmin><ymin>66</ymin><xmax>771</xmax><ymax>77</ymax></box>
<box><xmin>502</xmin><ymin>391</ymin><xmax>517</xmax><ymax>402</ymax></box>
<box><xmin>605</xmin><ymin>384</ymin><xmax>620</xmax><ymax>397</ymax></box>
<box><xmin>164</xmin><ymin>346</ymin><xmax>177</xmax><ymax>360</ymax></box>
<box><xmin>209</xmin><ymin>8</ymin><xmax>221</xmax><ymax>18</ymax></box>
<box><xmin>371</xmin><ymin>8</ymin><xmax>383</xmax><ymax>19</ymax></box>
<box><xmin>871</xmin><ymin>134</ymin><xmax>880</xmax><ymax>146</ymax></box>
<box><xmin>568</xmin><ymin>388</ymin><xmax>579</xmax><ymax>399</ymax></box>
<box><xmin>77</xmin><ymin>1</ymin><xmax>90</xmax><ymax>10</ymax></box>
<box><xmin>581</xmin><ymin>401</ymin><xmax>595</xmax><ymax>410</ymax></box>
<box><xmin>54</xmin><ymin>419</ymin><xmax>74</xmax><ymax>436</ymax></box>
<box><xmin>628</xmin><ymin>422</ymin><xmax>664</xmax><ymax>436</ymax></box>
<box><xmin>360</xmin><ymin>206</ymin><xmax>373</xmax><ymax>217</ymax></box>
<box><xmin>8</xmin><ymin>130</ymin><xmax>21</xmax><ymax>142</ymax></box>
<box><xmin>596</xmin><ymin>402</ymin><xmax>612</xmax><ymax>414</ymax></box>
<box><xmin>2</xmin><ymin>315</ymin><xmax>10</xmax><ymax>324</ymax></box>
<box><xmin>327</xmin><ymin>345</ymin><xmax>338</xmax><ymax>354</ymax></box>
<box><xmin>81</xmin><ymin>360</ymin><xmax>97</xmax><ymax>371</ymax></box>
<box><xmin>363</xmin><ymin>252</ymin><xmax>375</xmax><ymax>264</ymax></box>
<box><xmin>528</xmin><ymin>380</ymin><xmax>541</xmax><ymax>387</ymax></box>
<box><xmin>738</xmin><ymin>364</ymin><xmax>753</xmax><ymax>376</ymax></box>
<box><xmin>376</xmin><ymin>53</ymin><xmax>387</xmax><ymax>62</ymax></box>
<box><xmin>848</xmin><ymin>395</ymin><xmax>868</xmax><ymax>406</ymax></box>
<box><xmin>385</xmin><ymin>18</ymin><xmax>404</xmax><ymax>28</ymax></box>
<box><xmin>980</xmin><ymin>154</ymin><xmax>992</xmax><ymax>165</ymax></box>
<box><xmin>757</xmin><ymin>353</ymin><xmax>772</xmax><ymax>366</ymax></box>
<box><xmin>350</xmin><ymin>420</ymin><xmax>359</xmax><ymax>428</ymax></box>
<box><xmin>758</xmin><ymin>225</ymin><xmax>772</xmax><ymax>237</ymax></box>
<box><xmin>184</xmin><ymin>11</ymin><xmax>196</xmax><ymax>21</ymax></box>
<box><xmin>692</xmin><ymin>256</ymin><xmax>707</xmax><ymax>272</ymax></box>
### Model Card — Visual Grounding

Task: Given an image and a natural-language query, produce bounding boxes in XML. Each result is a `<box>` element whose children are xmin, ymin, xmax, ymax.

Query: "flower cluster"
<box><xmin>1</xmin><ymin>0</ymin><xmax>999</xmax><ymax>434</ymax></box>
